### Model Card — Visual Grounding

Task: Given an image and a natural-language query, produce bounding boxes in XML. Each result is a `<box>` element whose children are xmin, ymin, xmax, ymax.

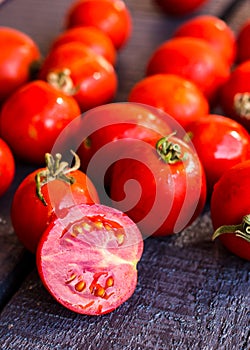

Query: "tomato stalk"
<box><xmin>234</xmin><ymin>92</ymin><xmax>250</xmax><ymax>119</ymax></box>
<box><xmin>212</xmin><ymin>214</ymin><xmax>250</xmax><ymax>243</ymax></box>
<box><xmin>156</xmin><ymin>134</ymin><xmax>184</xmax><ymax>164</ymax></box>
<box><xmin>47</xmin><ymin>68</ymin><xmax>78</xmax><ymax>95</ymax></box>
<box><xmin>35</xmin><ymin>150</ymin><xmax>80</xmax><ymax>206</ymax></box>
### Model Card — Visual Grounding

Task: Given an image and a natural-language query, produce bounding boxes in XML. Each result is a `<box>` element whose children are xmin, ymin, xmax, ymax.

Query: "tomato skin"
<box><xmin>187</xmin><ymin>114</ymin><xmax>250</xmax><ymax>194</ymax></box>
<box><xmin>36</xmin><ymin>203</ymin><xmax>143</xmax><ymax>315</ymax></box>
<box><xmin>50</xmin><ymin>26</ymin><xmax>117</xmax><ymax>66</ymax></box>
<box><xmin>38</xmin><ymin>42</ymin><xmax>118</xmax><ymax>112</ymax></box>
<box><xmin>0</xmin><ymin>26</ymin><xmax>41</xmax><ymax>103</ymax></box>
<box><xmin>153</xmin><ymin>0</ymin><xmax>208</xmax><ymax>16</ymax></box>
<box><xmin>0</xmin><ymin>80</ymin><xmax>81</xmax><ymax>164</ymax></box>
<box><xmin>146</xmin><ymin>37</ymin><xmax>230</xmax><ymax>104</ymax></box>
<box><xmin>236</xmin><ymin>19</ymin><xmax>250</xmax><ymax>63</ymax></box>
<box><xmin>65</xmin><ymin>0</ymin><xmax>132</xmax><ymax>50</ymax></box>
<box><xmin>220</xmin><ymin>60</ymin><xmax>250</xmax><ymax>132</ymax></box>
<box><xmin>210</xmin><ymin>160</ymin><xmax>250</xmax><ymax>260</ymax></box>
<box><xmin>0</xmin><ymin>138</ymin><xmax>15</xmax><ymax>197</ymax></box>
<box><xmin>109</xmin><ymin>135</ymin><xmax>207</xmax><ymax>237</ymax></box>
<box><xmin>11</xmin><ymin>166</ymin><xmax>99</xmax><ymax>253</ymax></box>
<box><xmin>173</xmin><ymin>15</ymin><xmax>236</xmax><ymax>67</ymax></box>
<box><xmin>128</xmin><ymin>74</ymin><xmax>209</xmax><ymax>130</ymax></box>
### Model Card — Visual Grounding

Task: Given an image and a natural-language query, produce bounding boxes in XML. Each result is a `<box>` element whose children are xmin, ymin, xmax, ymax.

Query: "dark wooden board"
<box><xmin>0</xmin><ymin>0</ymin><xmax>249</xmax><ymax>349</ymax></box>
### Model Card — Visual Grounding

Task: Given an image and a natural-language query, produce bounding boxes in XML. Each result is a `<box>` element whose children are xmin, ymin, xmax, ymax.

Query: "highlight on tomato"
<box><xmin>36</xmin><ymin>203</ymin><xmax>144</xmax><ymax>315</ymax></box>
<box><xmin>11</xmin><ymin>151</ymin><xmax>99</xmax><ymax>253</ymax></box>
<box><xmin>0</xmin><ymin>138</ymin><xmax>15</xmax><ymax>197</ymax></box>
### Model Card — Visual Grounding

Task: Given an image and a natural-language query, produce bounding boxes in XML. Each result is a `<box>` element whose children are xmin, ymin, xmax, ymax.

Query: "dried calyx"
<box><xmin>212</xmin><ymin>214</ymin><xmax>250</xmax><ymax>243</ymax></box>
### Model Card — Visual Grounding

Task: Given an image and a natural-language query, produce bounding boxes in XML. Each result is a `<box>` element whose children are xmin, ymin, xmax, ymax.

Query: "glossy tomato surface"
<box><xmin>236</xmin><ymin>19</ymin><xmax>250</xmax><ymax>63</ymax></box>
<box><xmin>187</xmin><ymin>114</ymin><xmax>250</xmax><ymax>193</ymax></box>
<box><xmin>0</xmin><ymin>26</ymin><xmax>41</xmax><ymax>103</ymax></box>
<box><xmin>0</xmin><ymin>138</ymin><xmax>15</xmax><ymax>197</ymax></box>
<box><xmin>128</xmin><ymin>74</ymin><xmax>209</xmax><ymax>130</ymax></box>
<box><xmin>210</xmin><ymin>160</ymin><xmax>250</xmax><ymax>260</ymax></box>
<box><xmin>146</xmin><ymin>37</ymin><xmax>230</xmax><ymax>104</ymax></box>
<box><xmin>153</xmin><ymin>0</ymin><xmax>208</xmax><ymax>16</ymax></box>
<box><xmin>36</xmin><ymin>203</ymin><xmax>144</xmax><ymax>315</ymax></box>
<box><xmin>173</xmin><ymin>15</ymin><xmax>236</xmax><ymax>66</ymax></box>
<box><xmin>11</xmin><ymin>153</ymin><xmax>99</xmax><ymax>253</ymax></box>
<box><xmin>110</xmin><ymin>134</ymin><xmax>207</xmax><ymax>237</ymax></box>
<box><xmin>38</xmin><ymin>42</ymin><xmax>118</xmax><ymax>112</ymax></box>
<box><xmin>65</xmin><ymin>0</ymin><xmax>132</xmax><ymax>50</ymax></box>
<box><xmin>0</xmin><ymin>80</ymin><xmax>81</xmax><ymax>164</ymax></box>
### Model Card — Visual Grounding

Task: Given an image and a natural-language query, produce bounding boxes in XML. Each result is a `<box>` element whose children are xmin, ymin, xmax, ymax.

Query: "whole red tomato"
<box><xmin>153</xmin><ymin>0</ymin><xmax>208</xmax><ymax>16</ymax></box>
<box><xmin>36</xmin><ymin>203</ymin><xmax>144</xmax><ymax>315</ymax></box>
<box><xmin>146</xmin><ymin>37</ymin><xmax>230</xmax><ymax>104</ymax></box>
<box><xmin>173</xmin><ymin>15</ymin><xmax>236</xmax><ymax>67</ymax></box>
<box><xmin>109</xmin><ymin>134</ymin><xmax>207</xmax><ymax>237</ymax></box>
<box><xmin>0</xmin><ymin>26</ymin><xmax>41</xmax><ymax>103</ymax></box>
<box><xmin>210</xmin><ymin>160</ymin><xmax>250</xmax><ymax>260</ymax></box>
<box><xmin>38</xmin><ymin>42</ymin><xmax>118</xmax><ymax>112</ymax></box>
<box><xmin>236</xmin><ymin>19</ymin><xmax>250</xmax><ymax>63</ymax></box>
<box><xmin>187</xmin><ymin>114</ymin><xmax>250</xmax><ymax>193</ymax></box>
<box><xmin>220</xmin><ymin>60</ymin><xmax>250</xmax><ymax>132</ymax></box>
<box><xmin>11</xmin><ymin>151</ymin><xmax>99</xmax><ymax>253</ymax></box>
<box><xmin>65</xmin><ymin>0</ymin><xmax>132</xmax><ymax>50</ymax></box>
<box><xmin>0</xmin><ymin>138</ymin><xmax>15</xmax><ymax>197</ymax></box>
<box><xmin>50</xmin><ymin>26</ymin><xmax>117</xmax><ymax>66</ymax></box>
<box><xmin>0</xmin><ymin>80</ymin><xmax>81</xmax><ymax>164</ymax></box>
<box><xmin>128</xmin><ymin>74</ymin><xmax>209</xmax><ymax>130</ymax></box>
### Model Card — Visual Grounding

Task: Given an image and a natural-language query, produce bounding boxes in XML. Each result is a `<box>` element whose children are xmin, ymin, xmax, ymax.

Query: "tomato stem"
<box><xmin>47</xmin><ymin>68</ymin><xmax>78</xmax><ymax>95</ymax></box>
<box><xmin>35</xmin><ymin>150</ymin><xmax>80</xmax><ymax>206</ymax></box>
<box><xmin>212</xmin><ymin>214</ymin><xmax>250</xmax><ymax>243</ymax></box>
<box><xmin>234</xmin><ymin>92</ymin><xmax>250</xmax><ymax>118</ymax></box>
<box><xmin>156</xmin><ymin>133</ymin><xmax>183</xmax><ymax>164</ymax></box>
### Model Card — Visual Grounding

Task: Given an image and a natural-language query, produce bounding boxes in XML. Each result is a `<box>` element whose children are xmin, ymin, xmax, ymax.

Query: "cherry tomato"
<box><xmin>38</xmin><ymin>42</ymin><xmax>118</xmax><ymax>112</ymax></box>
<box><xmin>153</xmin><ymin>0</ymin><xmax>208</xmax><ymax>17</ymax></box>
<box><xmin>128</xmin><ymin>74</ymin><xmax>209</xmax><ymax>130</ymax></box>
<box><xmin>236</xmin><ymin>19</ymin><xmax>250</xmax><ymax>63</ymax></box>
<box><xmin>210</xmin><ymin>160</ymin><xmax>250</xmax><ymax>260</ymax></box>
<box><xmin>109</xmin><ymin>134</ymin><xmax>207</xmax><ymax>237</ymax></box>
<box><xmin>173</xmin><ymin>15</ymin><xmax>236</xmax><ymax>67</ymax></box>
<box><xmin>50</xmin><ymin>26</ymin><xmax>117</xmax><ymax>66</ymax></box>
<box><xmin>146</xmin><ymin>37</ymin><xmax>230</xmax><ymax>104</ymax></box>
<box><xmin>0</xmin><ymin>80</ymin><xmax>81</xmax><ymax>164</ymax></box>
<box><xmin>187</xmin><ymin>114</ymin><xmax>250</xmax><ymax>194</ymax></box>
<box><xmin>220</xmin><ymin>60</ymin><xmax>250</xmax><ymax>132</ymax></box>
<box><xmin>0</xmin><ymin>138</ymin><xmax>15</xmax><ymax>197</ymax></box>
<box><xmin>11</xmin><ymin>151</ymin><xmax>99</xmax><ymax>253</ymax></box>
<box><xmin>0</xmin><ymin>26</ymin><xmax>41</xmax><ymax>103</ymax></box>
<box><xmin>36</xmin><ymin>203</ymin><xmax>144</xmax><ymax>315</ymax></box>
<box><xmin>65</xmin><ymin>0</ymin><xmax>132</xmax><ymax>50</ymax></box>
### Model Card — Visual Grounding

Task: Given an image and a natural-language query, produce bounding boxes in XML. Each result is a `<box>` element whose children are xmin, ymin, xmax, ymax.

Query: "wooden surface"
<box><xmin>0</xmin><ymin>0</ymin><xmax>249</xmax><ymax>349</ymax></box>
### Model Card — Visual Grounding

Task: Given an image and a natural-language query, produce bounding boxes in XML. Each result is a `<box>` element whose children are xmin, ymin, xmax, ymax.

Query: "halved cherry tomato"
<box><xmin>65</xmin><ymin>0</ymin><xmax>132</xmax><ymax>50</ymax></box>
<box><xmin>146</xmin><ymin>37</ymin><xmax>230</xmax><ymax>105</ymax></box>
<box><xmin>0</xmin><ymin>138</ymin><xmax>15</xmax><ymax>197</ymax></box>
<box><xmin>11</xmin><ymin>151</ymin><xmax>99</xmax><ymax>253</ymax></box>
<box><xmin>36</xmin><ymin>203</ymin><xmax>144</xmax><ymax>315</ymax></box>
<box><xmin>153</xmin><ymin>0</ymin><xmax>208</xmax><ymax>16</ymax></box>
<box><xmin>128</xmin><ymin>74</ymin><xmax>209</xmax><ymax>130</ymax></box>
<box><xmin>236</xmin><ymin>19</ymin><xmax>250</xmax><ymax>63</ymax></box>
<box><xmin>211</xmin><ymin>160</ymin><xmax>250</xmax><ymax>260</ymax></box>
<box><xmin>173</xmin><ymin>15</ymin><xmax>236</xmax><ymax>66</ymax></box>
<box><xmin>0</xmin><ymin>26</ymin><xmax>41</xmax><ymax>103</ymax></box>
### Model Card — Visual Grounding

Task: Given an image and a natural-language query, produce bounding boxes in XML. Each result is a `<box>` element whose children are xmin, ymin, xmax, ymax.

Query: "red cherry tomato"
<box><xmin>0</xmin><ymin>138</ymin><xmax>15</xmax><ymax>197</ymax></box>
<box><xmin>110</xmin><ymin>134</ymin><xmax>207</xmax><ymax>237</ymax></box>
<box><xmin>173</xmin><ymin>15</ymin><xmax>236</xmax><ymax>67</ymax></box>
<box><xmin>50</xmin><ymin>26</ymin><xmax>117</xmax><ymax>66</ymax></box>
<box><xmin>0</xmin><ymin>26</ymin><xmax>41</xmax><ymax>103</ymax></box>
<box><xmin>236</xmin><ymin>19</ymin><xmax>250</xmax><ymax>63</ymax></box>
<box><xmin>210</xmin><ymin>160</ymin><xmax>250</xmax><ymax>260</ymax></box>
<box><xmin>187</xmin><ymin>114</ymin><xmax>250</xmax><ymax>193</ymax></box>
<box><xmin>65</xmin><ymin>0</ymin><xmax>132</xmax><ymax>50</ymax></box>
<box><xmin>38</xmin><ymin>42</ymin><xmax>118</xmax><ymax>112</ymax></box>
<box><xmin>220</xmin><ymin>60</ymin><xmax>250</xmax><ymax>132</ymax></box>
<box><xmin>153</xmin><ymin>0</ymin><xmax>208</xmax><ymax>17</ymax></box>
<box><xmin>128</xmin><ymin>74</ymin><xmax>209</xmax><ymax>130</ymax></box>
<box><xmin>0</xmin><ymin>80</ymin><xmax>81</xmax><ymax>164</ymax></box>
<box><xmin>146</xmin><ymin>37</ymin><xmax>230</xmax><ymax>104</ymax></box>
<box><xmin>36</xmin><ymin>203</ymin><xmax>144</xmax><ymax>315</ymax></box>
<box><xmin>11</xmin><ymin>151</ymin><xmax>99</xmax><ymax>253</ymax></box>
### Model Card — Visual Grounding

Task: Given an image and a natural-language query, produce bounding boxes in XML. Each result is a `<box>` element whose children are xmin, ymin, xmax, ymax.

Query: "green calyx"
<box><xmin>212</xmin><ymin>214</ymin><xmax>250</xmax><ymax>243</ymax></box>
<box><xmin>156</xmin><ymin>134</ymin><xmax>184</xmax><ymax>164</ymax></box>
<box><xmin>35</xmin><ymin>150</ymin><xmax>80</xmax><ymax>206</ymax></box>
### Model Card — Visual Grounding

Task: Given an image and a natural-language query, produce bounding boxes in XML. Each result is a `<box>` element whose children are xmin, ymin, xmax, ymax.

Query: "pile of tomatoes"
<box><xmin>0</xmin><ymin>0</ymin><xmax>250</xmax><ymax>316</ymax></box>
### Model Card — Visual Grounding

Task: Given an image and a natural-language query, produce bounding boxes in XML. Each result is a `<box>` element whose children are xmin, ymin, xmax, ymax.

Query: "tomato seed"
<box><xmin>75</xmin><ymin>280</ymin><xmax>86</xmax><ymax>292</ymax></box>
<box><xmin>105</xmin><ymin>276</ymin><xmax>114</xmax><ymax>288</ymax></box>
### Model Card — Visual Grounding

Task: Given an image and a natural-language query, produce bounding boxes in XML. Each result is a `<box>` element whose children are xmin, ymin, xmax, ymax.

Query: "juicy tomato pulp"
<box><xmin>36</xmin><ymin>204</ymin><xmax>144</xmax><ymax>315</ymax></box>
